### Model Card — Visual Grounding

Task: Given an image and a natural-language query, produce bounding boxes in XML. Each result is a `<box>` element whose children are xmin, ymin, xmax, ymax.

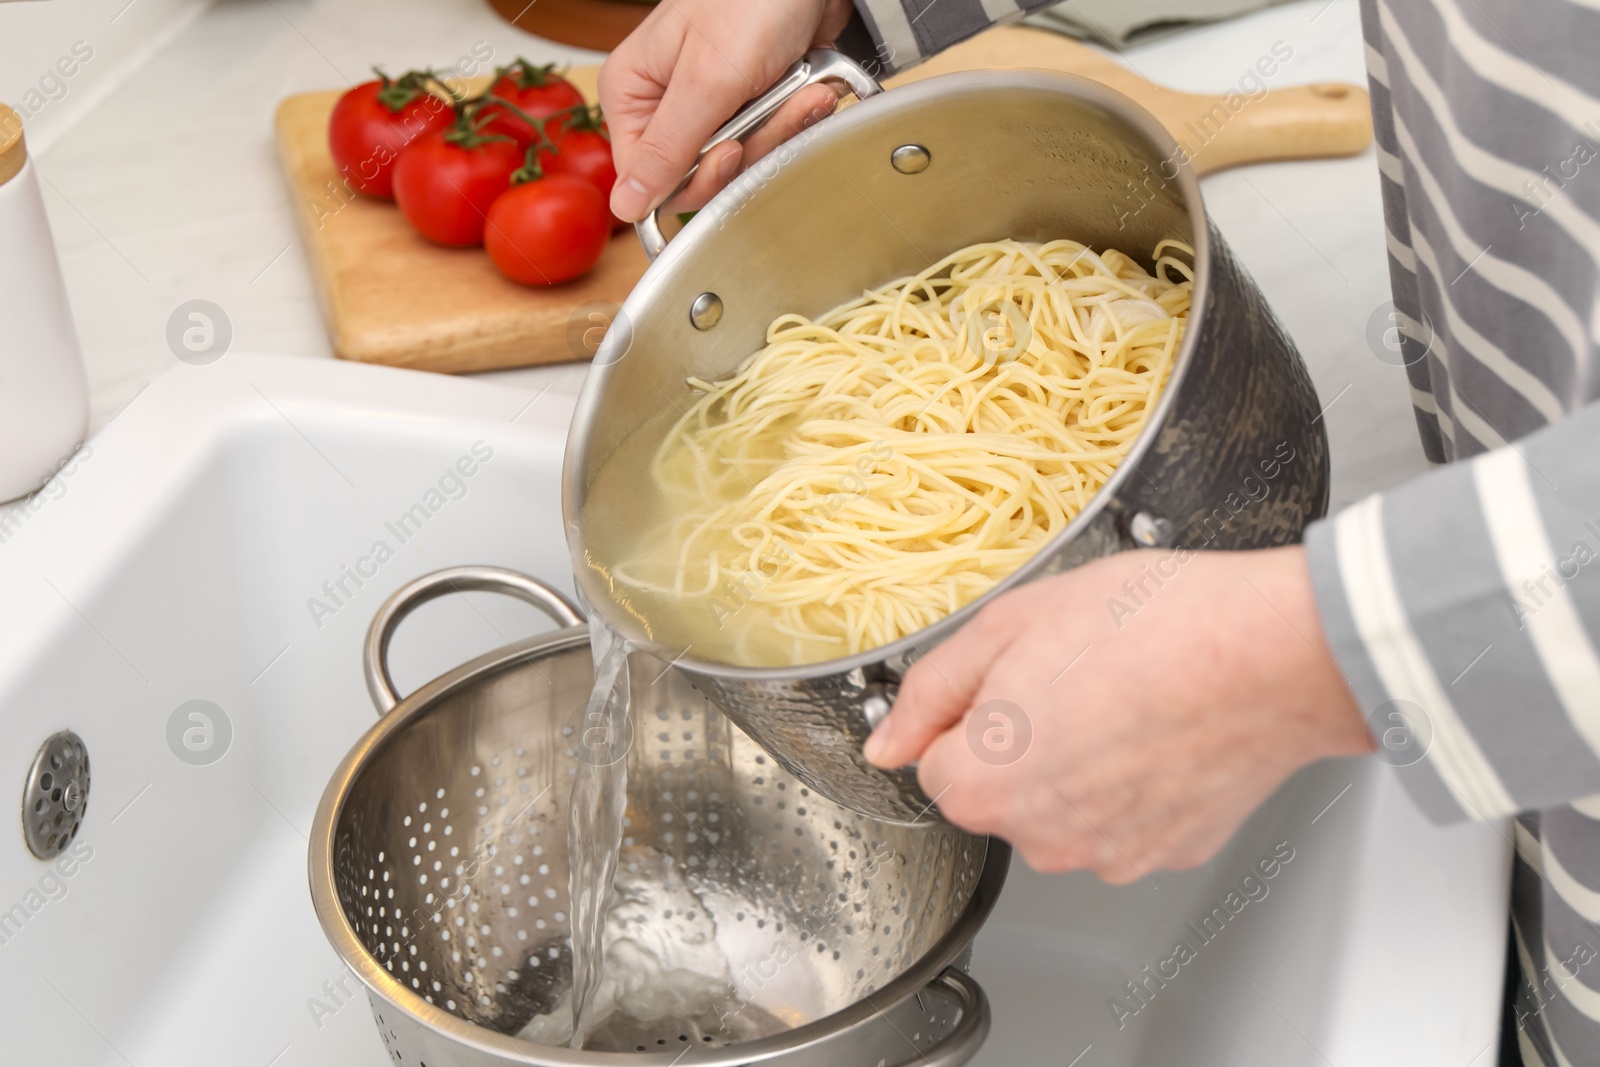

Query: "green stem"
<box><xmin>498</xmin><ymin>57</ymin><xmax>565</xmax><ymax>90</ymax></box>
<box><xmin>561</xmin><ymin>103</ymin><xmax>609</xmax><ymax>139</ymax></box>
<box><xmin>509</xmin><ymin>143</ymin><xmax>546</xmax><ymax>186</ymax></box>
<box><xmin>442</xmin><ymin>106</ymin><xmax>516</xmax><ymax>150</ymax></box>
<box><xmin>371</xmin><ymin>67</ymin><xmax>436</xmax><ymax>113</ymax></box>
<box><xmin>474</xmin><ymin>94</ymin><xmax>584</xmax><ymax>155</ymax></box>
<box><xmin>419</xmin><ymin>67</ymin><xmax>468</xmax><ymax>106</ymax></box>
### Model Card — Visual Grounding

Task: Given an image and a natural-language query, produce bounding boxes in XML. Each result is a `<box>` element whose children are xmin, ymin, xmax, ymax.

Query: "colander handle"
<box><xmin>635</xmin><ymin>47</ymin><xmax>884</xmax><ymax>261</ymax></box>
<box><xmin>893</xmin><ymin>966</ymin><xmax>991</xmax><ymax>1067</ymax></box>
<box><xmin>364</xmin><ymin>566</ymin><xmax>585</xmax><ymax>715</ymax></box>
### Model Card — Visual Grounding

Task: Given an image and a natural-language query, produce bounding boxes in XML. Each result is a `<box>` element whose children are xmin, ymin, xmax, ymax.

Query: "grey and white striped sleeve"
<box><xmin>1305</xmin><ymin>409</ymin><xmax>1600</xmax><ymax>824</ymax></box>
<box><xmin>835</xmin><ymin>0</ymin><xmax>1058</xmax><ymax>75</ymax></box>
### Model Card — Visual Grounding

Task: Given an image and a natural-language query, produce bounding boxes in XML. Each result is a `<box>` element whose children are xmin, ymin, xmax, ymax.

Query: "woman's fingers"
<box><xmin>597</xmin><ymin>0</ymin><xmax>850</xmax><ymax>221</ymax></box>
<box><xmin>662</xmin><ymin>141</ymin><xmax>743</xmax><ymax>215</ymax></box>
<box><xmin>608</xmin><ymin>45</ymin><xmax>765</xmax><ymax>222</ymax></box>
<box><xmin>595</xmin><ymin>17</ymin><xmax>675</xmax><ymax>180</ymax></box>
<box><xmin>658</xmin><ymin>83</ymin><xmax>840</xmax><ymax>214</ymax></box>
<box><xmin>737</xmin><ymin>82</ymin><xmax>838</xmax><ymax>169</ymax></box>
<box><xmin>863</xmin><ymin>605</ymin><xmax>1021</xmax><ymax>769</ymax></box>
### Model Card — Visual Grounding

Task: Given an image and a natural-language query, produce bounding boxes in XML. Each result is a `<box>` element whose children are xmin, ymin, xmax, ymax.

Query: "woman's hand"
<box><xmin>864</xmin><ymin>545</ymin><xmax>1372</xmax><ymax>882</ymax></box>
<box><xmin>598</xmin><ymin>0</ymin><xmax>856</xmax><ymax>222</ymax></box>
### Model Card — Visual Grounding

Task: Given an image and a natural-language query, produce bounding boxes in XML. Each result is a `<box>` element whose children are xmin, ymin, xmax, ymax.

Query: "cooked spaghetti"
<box><xmin>611</xmin><ymin>238</ymin><xmax>1193</xmax><ymax>666</ymax></box>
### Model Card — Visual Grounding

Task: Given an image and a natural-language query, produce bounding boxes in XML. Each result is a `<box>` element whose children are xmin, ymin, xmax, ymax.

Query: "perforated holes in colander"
<box><xmin>344</xmin><ymin>740</ymin><xmax>578</xmax><ymax>1030</ymax></box>
<box><xmin>373</xmin><ymin>1007</ymin><xmax>435</xmax><ymax>1066</ymax></box>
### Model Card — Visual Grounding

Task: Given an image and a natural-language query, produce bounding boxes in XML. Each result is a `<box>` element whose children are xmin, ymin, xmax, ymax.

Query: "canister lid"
<box><xmin>0</xmin><ymin>105</ymin><xmax>26</xmax><ymax>188</ymax></box>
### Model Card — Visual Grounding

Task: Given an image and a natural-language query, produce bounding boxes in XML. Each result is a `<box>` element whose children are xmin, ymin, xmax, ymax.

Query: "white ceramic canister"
<box><xmin>0</xmin><ymin>103</ymin><xmax>88</xmax><ymax>503</ymax></box>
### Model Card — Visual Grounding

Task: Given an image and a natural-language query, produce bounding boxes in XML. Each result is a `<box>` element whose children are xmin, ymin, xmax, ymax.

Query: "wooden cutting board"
<box><xmin>273</xmin><ymin>25</ymin><xmax>1372</xmax><ymax>373</ymax></box>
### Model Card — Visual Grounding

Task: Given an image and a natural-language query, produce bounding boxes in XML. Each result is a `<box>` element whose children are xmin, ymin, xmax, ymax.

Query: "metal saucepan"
<box><xmin>310</xmin><ymin>566</ymin><xmax>1008</xmax><ymax>1066</ymax></box>
<box><xmin>564</xmin><ymin>51</ymin><xmax>1330</xmax><ymax>824</ymax></box>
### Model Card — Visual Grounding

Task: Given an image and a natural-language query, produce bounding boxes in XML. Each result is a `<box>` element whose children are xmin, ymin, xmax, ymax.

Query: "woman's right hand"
<box><xmin>598</xmin><ymin>0</ymin><xmax>857</xmax><ymax>223</ymax></box>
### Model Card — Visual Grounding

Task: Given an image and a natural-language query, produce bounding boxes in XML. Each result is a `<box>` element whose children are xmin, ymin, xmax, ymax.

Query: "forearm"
<box><xmin>1308</xmin><ymin>402</ymin><xmax>1600</xmax><ymax>821</ymax></box>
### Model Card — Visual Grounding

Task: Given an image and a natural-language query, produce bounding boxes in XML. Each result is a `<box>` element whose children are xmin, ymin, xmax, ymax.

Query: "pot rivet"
<box><xmin>689</xmin><ymin>292</ymin><xmax>723</xmax><ymax>331</ymax></box>
<box><xmin>861</xmin><ymin>683</ymin><xmax>897</xmax><ymax>730</ymax></box>
<box><xmin>1129</xmin><ymin>511</ymin><xmax>1175</xmax><ymax>549</ymax></box>
<box><xmin>890</xmin><ymin>144</ymin><xmax>931</xmax><ymax>175</ymax></box>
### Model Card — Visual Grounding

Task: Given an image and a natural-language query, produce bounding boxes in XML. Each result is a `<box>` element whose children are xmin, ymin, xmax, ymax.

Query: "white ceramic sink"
<box><xmin>0</xmin><ymin>354</ymin><xmax>1509</xmax><ymax>1066</ymax></box>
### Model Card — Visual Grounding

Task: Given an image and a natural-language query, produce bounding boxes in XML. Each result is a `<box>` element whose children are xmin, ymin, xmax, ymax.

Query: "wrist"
<box><xmin>1245</xmin><ymin>545</ymin><xmax>1374</xmax><ymax>761</ymax></box>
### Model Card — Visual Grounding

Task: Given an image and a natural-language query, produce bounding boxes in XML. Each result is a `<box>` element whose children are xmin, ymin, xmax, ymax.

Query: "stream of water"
<box><xmin>566</xmin><ymin>615</ymin><xmax>632</xmax><ymax>1049</ymax></box>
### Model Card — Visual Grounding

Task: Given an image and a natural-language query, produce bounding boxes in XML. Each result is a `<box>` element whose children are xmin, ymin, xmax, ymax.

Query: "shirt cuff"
<box><xmin>1306</xmin><ymin>407</ymin><xmax>1600</xmax><ymax>823</ymax></box>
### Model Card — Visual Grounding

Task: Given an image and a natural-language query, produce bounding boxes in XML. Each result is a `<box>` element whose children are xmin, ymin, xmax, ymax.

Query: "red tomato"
<box><xmin>539</xmin><ymin>117</ymin><xmax>624</xmax><ymax>230</ymax></box>
<box><xmin>328</xmin><ymin>74</ymin><xmax>453</xmax><ymax>200</ymax></box>
<box><xmin>484</xmin><ymin>175</ymin><xmax>610</xmax><ymax>286</ymax></box>
<box><xmin>480</xmin><ymin>60</ymin><xmax>585</xmax><ymax>148</ymax></box>
<box><xmin>392</xmin><ymin>128</ymin><xmax>524</xmax><ymax>246</ymax></box>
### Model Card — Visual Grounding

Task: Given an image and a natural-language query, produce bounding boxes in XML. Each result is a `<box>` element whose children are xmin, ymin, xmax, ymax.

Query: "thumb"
<box><xmin>864</xmin><ymin>608</ymin><xmax>1019</xmax><ymax>768</ymax></box>
<box><xmin>610</xmin><ymin>55</ymin><xmax>762</xmax><ymax>223</ymax></box>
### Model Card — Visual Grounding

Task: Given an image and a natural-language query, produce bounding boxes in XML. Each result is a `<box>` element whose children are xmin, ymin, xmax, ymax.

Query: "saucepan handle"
<box><xmin>889</xmin><ymin>966</ymin><xmax>991</xmax><ymax>1067</ymax></box>
<box><xmin>635</xmin><ymin>47</ymin><xmax>884</xmax><ymax>261</ymax></box>
<box><xmin>363</xmin><ymin>565</ymin><xmax>585</xmax><ymax>715</ymax></box>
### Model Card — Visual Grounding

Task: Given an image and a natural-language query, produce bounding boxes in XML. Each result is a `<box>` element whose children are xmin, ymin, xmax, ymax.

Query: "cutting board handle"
<box><xmin>1174</xmin><ymin>82</ymin><xmax>1372</xmax><ymax>176</ymax></box>
<box><xmin>885</xmin><ymin>27</ymin><xmax>1374</xmax><ymax>178</ymax></box>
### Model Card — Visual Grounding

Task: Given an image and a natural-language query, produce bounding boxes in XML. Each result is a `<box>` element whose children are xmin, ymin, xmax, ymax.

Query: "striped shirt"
<box><xmin>837</xmin><ymin>1</ymin><xmax>1600</xmax><ymax>1060</ymax></box>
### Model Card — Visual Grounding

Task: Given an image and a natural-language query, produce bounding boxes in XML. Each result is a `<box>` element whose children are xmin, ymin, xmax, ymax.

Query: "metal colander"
<box><xmin>309</xmin><ymin>567</ymin><xmax>1008</xmax><ymax>1067</ymax></box>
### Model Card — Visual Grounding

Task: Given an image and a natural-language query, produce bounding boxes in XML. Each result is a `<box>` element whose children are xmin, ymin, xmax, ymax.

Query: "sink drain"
<box><xmin>21</xmin><ymin>731</ymin><xmax>89</xmax><ymax>859</ymax></box>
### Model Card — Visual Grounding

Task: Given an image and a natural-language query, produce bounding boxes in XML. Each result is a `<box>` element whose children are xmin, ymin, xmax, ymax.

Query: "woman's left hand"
<box><xmin>863</xmin><ymin>545</ymin><xmax>1372</xmax><ymax>881</ymax></box>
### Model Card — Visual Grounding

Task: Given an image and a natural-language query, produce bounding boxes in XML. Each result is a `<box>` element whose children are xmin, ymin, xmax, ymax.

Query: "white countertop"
<box><xmin>35</xmin><ymin>0</ymin><xmax>1427</xmax><ymax>512</ymax></box>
